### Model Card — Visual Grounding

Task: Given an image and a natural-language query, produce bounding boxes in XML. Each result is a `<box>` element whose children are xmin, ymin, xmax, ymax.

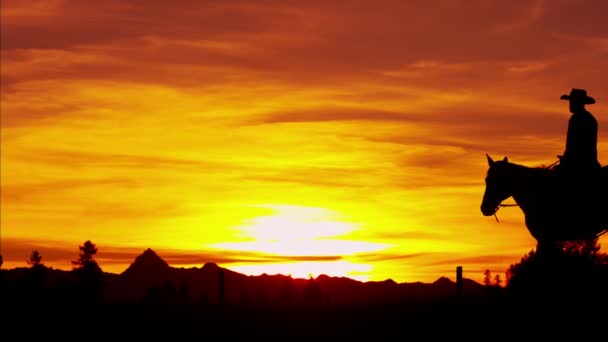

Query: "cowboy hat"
<box><xmin>560</xmin><ymin>88</ymin><xmax>595</xmax><ymax>104</ymax></box>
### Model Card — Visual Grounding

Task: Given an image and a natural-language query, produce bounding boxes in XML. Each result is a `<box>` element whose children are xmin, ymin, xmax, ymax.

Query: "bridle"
<box><xmin>493</xmin><ymin>202</ymin><xmax>519</xmax><ymax>222</ymax></box>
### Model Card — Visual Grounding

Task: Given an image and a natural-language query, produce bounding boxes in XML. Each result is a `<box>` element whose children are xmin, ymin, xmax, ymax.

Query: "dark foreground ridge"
<box><xmin>2</xmin><ymin>248</ymin><xmax>608</xmax><ymax>338</ymax></box>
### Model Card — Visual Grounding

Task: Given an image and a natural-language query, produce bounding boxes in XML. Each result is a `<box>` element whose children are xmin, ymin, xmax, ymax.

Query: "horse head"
<box><xmin>481</xmin><ymin>154</ymin><xmax>512</xmax><ymax>216</ymax></box>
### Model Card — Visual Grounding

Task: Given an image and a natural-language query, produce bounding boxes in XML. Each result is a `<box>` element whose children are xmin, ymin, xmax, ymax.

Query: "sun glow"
<box><xmin>213</xmin><ymin>204</ymin><xmax>388</xmax><ymax>255</ymax></box>
<box><xmin>241</xmin><ymin>205</ymin><xmax>354</xmax><ymax>239</ymax></box>
<box><xmin>211</xmin><ymin>205</ymin><xmax>388</xmax><ymax>279</ymax></box>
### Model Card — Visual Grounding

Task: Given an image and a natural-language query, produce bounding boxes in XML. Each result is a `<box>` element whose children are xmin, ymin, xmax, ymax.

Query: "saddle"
<box><xmin>541</xmin><ymin>159</ymin><xmax>608</xmax><ymax>239</ymax></box>
<box><xmin>546</xmin><ymin>157</ymin><xmax>605</xmax><ymax>196</ymax></box>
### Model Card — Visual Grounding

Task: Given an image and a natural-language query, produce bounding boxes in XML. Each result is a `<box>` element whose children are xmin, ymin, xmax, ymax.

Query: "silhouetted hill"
<box><xmin>123</xmin><ymin>248</ymin><xmax>170</xmax><ymax>276</ymax></box>
<box><xmin>10</xmin><ymin>250</ymin><xmax>608</xmax><ymax>338</ymax></box>
<box><xmin>1</xmin><ymin>249</ymin><xmax>486</xmax><ymax>306</ymax></box>
<box><xmin>6</xmin><ymin>242</ymin><xmax>608</xmax><ymax>338</ymax></box>
<box><xmin>115</xmin><ymin>250</ymin><xmax>486</xmax><ymax>305</ymax></box>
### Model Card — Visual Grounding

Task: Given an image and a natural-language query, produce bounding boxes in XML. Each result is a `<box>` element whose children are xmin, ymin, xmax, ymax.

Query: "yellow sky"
<box><xmin>2</xmin><ymin>0</ymin><xmax>608</xmax><ymax>283</ymax></box>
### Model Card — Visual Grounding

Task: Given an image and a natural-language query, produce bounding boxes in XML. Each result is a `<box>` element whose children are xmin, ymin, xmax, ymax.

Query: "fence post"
<box><xmin>456</xmin><ymin>266</ymin><xmax>463</xmax><ymax>297</ymax></box>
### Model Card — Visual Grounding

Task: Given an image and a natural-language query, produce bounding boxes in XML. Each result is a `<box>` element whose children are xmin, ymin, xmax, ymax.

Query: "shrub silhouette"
<box><xmin>506</xmin><ymin>238</ymin><xmax>608</xmax><ymax>308</ymax></box>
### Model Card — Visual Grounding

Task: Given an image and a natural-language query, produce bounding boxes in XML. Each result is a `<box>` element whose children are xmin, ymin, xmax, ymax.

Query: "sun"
<box><xmin>210</xmin><ymin>204</ymin><xmax>388</xmax><ymax>279</ymax></box>
<box><xmin>213</xmin><ymin>204</ymin><xmax>386</xmax><ymax>256</ymax></box>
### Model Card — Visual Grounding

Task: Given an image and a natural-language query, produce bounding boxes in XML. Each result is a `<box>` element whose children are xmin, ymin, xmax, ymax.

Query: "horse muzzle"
<box><xmin>481</xmin><ymin>205</ymin><xmax>498</xmax><ymax>216</ymax></box>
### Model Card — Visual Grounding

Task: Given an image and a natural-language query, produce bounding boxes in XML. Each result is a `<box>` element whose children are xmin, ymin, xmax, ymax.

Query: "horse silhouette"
<box><xmin>481</xmin><ymin>154</ymin><xmax>608</xmax><ymax>244</ymax></box>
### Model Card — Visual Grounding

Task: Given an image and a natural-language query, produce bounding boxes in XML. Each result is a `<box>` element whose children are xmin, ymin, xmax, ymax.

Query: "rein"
<box><xmin>493</xmin><ymin>202</ymin><xmax>519</xmax><ymax>222</ymax></box>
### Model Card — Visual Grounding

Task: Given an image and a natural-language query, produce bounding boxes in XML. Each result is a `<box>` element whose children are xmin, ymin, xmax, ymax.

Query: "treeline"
<box><xmin>0</xmin><ymin>240</ymin><xmax>104</xmax><ymax>307</ymax></box>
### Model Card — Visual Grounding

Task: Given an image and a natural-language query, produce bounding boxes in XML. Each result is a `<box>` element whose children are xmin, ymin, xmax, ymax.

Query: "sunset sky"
<box><xmin>2</xmin><ymin>0</ymin><xmax>608</xmax><ymax>283</ymax></box>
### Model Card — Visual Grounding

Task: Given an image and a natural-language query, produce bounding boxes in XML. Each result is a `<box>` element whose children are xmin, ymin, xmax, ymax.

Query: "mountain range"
<box><xmin>4</xmin><ymin>248</ymin><xmax>608</xmax><ymax>339</ymax></box>
<box><xmin>1</xmin><ymin>248</ymin><xmax>488</xmax><ymax>306</ymax></box>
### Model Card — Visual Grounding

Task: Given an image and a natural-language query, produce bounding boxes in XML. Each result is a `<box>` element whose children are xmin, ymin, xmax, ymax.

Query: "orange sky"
<box><xmin>2</xmin><ymin>0</ymin><xmax>608</xmax><ymax>283</ymax></box>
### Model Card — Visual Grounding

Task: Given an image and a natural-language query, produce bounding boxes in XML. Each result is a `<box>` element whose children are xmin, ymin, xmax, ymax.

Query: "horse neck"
<box><xmin>507</xmin><ymin>163</ymin><xmax>543</xmax><ymax>211</ymax></box>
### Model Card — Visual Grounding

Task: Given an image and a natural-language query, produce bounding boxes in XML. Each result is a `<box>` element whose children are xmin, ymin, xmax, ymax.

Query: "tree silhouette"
<box><xmin>483</xmin><ymin>269</ymin><xmax>492</xmax><ymax>286</ymax></box>
<box><xmin>0</xmin><ymin>254</ymin><xmax>3</xmax><ymax>269</ymax></box>
<box><xmin>71</xmin><ymin>240</ymin><xmax>102</xmax><ymax>303</ymax></box>
<box><xmin>27</xmin><ymin>250</ymin><xmax>43</xmax><ymax>268</ymax></box>
<box><xmin>494</xmin><ymin>274</ymin><xmax>502</xmax><ymax>287</ymax></box>
<box><xmin>72</xmin><ymin>240</ymin><xmax>98</xmax><ymax>269</ymax></box>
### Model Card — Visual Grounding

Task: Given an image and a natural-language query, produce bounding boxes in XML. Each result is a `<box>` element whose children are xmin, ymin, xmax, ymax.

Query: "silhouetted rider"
<box><xmin>559</xmin><ymin>88</ymin><xmax>601</xmax><ymax>176</ymax></box>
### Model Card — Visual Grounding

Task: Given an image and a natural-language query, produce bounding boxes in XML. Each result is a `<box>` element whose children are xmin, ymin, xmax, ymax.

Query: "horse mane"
<box><xmin>503</xmin><ymin>159</ymin><xmax>557</xmax><ymax>173</ymax></box>
<box><xmin>498</xmin><ymin>160</ymin><xmax>548</xmax><ymax>170</ymax></box>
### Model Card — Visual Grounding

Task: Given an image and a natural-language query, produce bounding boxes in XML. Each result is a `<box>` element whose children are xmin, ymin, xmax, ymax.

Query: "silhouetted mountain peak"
<box><xmin>202</xmin><ymin>262</ymin><xmax>220</xmax><ymax>271</ymax></box>
<box><xmin>122</xmin><ymin>248</ymin><xmax>170</xmax><ymax>276</ymax></box>
<box><xmin>433</xmin><ymin>276</ymin><xmax>454</xmax><ymax>286</ymax></box>
<box><xmin>380</xmin><ymin>278</ymin><xmax>397</xmax><ymax>285</ymax></box>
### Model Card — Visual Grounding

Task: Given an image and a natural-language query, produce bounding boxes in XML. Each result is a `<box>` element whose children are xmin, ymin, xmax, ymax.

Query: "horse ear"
<box><xmin>503</xmin><ymin>156</ymin><xmax>508</xmax><ymax>162</ymax></box>
<box><xmin>486</xmin><ymin>154</ymin><xmax>494</xmax><ymax>166</ymax></box>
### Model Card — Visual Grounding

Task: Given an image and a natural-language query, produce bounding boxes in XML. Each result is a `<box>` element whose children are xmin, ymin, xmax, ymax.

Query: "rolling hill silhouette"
<box><xmin>0</xmin><ymin>248</ymin><xmax>485</xmax><ymax>306</ymax></box>
<box><xmin>3</xmin><ymin>248</ymin><xmax>608</xmax><ymax>338</ymax></box>
<box><xmin>105</xmin><ymin>248</ymin><xmax>486</xmax><ymax>305</ymax></box>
